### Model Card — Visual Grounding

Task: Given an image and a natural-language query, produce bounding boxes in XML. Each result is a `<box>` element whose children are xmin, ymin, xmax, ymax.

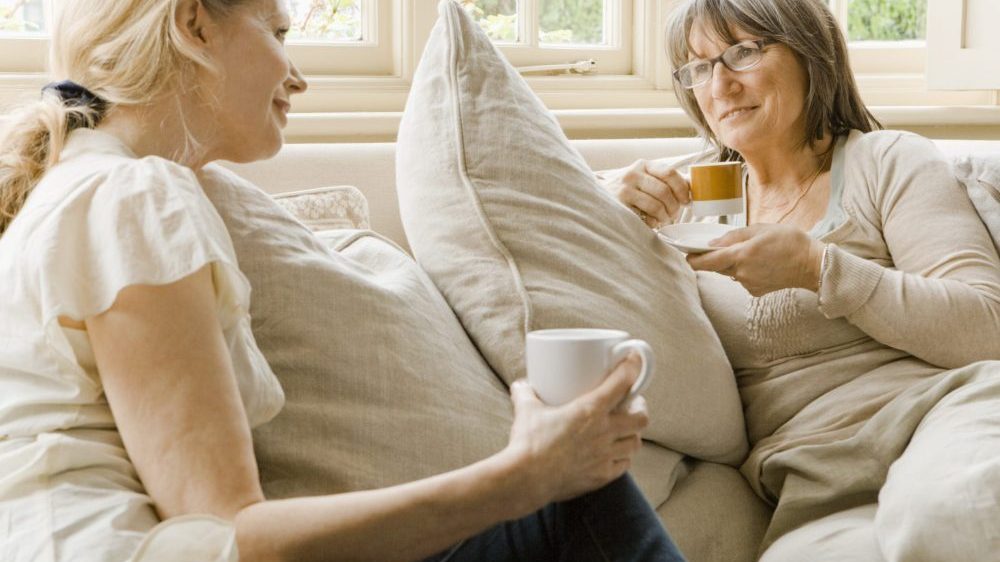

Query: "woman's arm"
<box><xmin>814</xmin><ymin>133</ymin><xmax>1000</xmax><ymax>368</ymax></box>
<box><xmin>688</xmin><ymin>133</ymin><xmax>1000</xmax><ymax>368</ymax></box>
<box><xmin>88</xmin><ymin>265</ymin><xmax>647</xmax><ymax>562</ymax></box>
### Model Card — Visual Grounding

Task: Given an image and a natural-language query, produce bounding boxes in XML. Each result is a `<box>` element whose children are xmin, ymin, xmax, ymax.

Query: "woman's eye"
<box><xmin>276</xmin><ymin>28</ymin><xmax>290</xmax><ymax>42</ymax></box>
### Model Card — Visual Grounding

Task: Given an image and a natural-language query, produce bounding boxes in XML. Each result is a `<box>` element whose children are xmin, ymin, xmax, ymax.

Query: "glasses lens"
<box><xmin>680</xmin><ymin>61</ymin><xmax>712</xmax><ymax>88</ymax></box>
<box><xmin>723</xmin><ymin>41</ymin><xmax>762</xmax><ymax>70</ymax></box>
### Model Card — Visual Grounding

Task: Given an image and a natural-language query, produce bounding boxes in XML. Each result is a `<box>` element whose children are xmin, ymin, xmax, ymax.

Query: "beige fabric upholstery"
<box><xmin>657</xmin><ymin>461</ymin><xmax>772</xmax><ymax>562</ymax></box>
<box><xmin>200</xmin><ymin>165</ymin><xmax>514</xmax><ymax>497</ymax></box>
<box><xmin>759</xmin><ymin>505</ymin><xmax>883</xmax><ymax>562</ymax></box>
<box><xmin>394</xmin><ymin>1</ymin><xmax>746</xmax><ymax>463</ymax></box>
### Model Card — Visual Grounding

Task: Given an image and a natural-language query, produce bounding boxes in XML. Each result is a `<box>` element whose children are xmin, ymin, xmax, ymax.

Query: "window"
<box><xmin>284</xmin><ymin>0</ymin><xmax>397</xmax><ymax>76</ymax></box>
<box><xmin>460</xmin><ymin>0</ymin><xmax>632</xmax><ymax>75</ymax></box>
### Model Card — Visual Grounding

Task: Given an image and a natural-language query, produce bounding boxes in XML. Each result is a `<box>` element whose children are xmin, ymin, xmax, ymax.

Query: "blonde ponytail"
<box><xmin>0</xmin><ymin>94</ymin><xmax>102</xmax><ymax>235</ymax></box>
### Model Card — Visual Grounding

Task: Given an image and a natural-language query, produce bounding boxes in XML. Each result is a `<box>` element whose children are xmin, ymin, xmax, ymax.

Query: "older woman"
<box><xmin>0</xmin><ymin>1</ymin><xmax>686</xmax><ymax>561</ymax></box>
<box><xmin>603</xmin><ymin>0</ymin><xmax>1000</xmax><ymax>560</ymax></box>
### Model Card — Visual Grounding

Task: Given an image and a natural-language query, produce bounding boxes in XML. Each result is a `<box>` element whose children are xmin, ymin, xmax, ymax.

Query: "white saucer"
<box><xmin>657</xmin><ymin>223</ymin><xmax>738</xmax><ymax>254</ymax></box>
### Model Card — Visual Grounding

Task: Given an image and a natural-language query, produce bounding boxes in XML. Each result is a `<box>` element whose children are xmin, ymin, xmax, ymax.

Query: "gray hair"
<box><xmin>666</xmin><ymin>0</ymin><xmax>882</xmax><ymax>162</ymax></box>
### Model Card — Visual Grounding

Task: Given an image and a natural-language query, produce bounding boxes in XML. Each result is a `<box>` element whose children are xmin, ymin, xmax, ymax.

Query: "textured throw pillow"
<box><xmin>396</xmin><ymin>1</ymin><xmax>747</xmax><ymax>463</ymax></box>
<box><xmin>273</xmin><ymin>185</ymin><xmax>370</xmax><ymax>232</ymax></box>
<box><xmin>952</xmin><ymin>155</ymin><xmax>1000</xmax><ymax>254</ymax></box>
<box><xmin>198</xmin><ymin>165</ymin><xmax>514</xmax><ymax>497</ymax></box>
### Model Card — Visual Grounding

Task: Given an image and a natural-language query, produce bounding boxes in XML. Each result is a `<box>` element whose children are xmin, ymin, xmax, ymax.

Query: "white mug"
<box><xmin>525</xmin><ymin>328</ymin><xmax>654</xmax><ymax>406</ymax></box>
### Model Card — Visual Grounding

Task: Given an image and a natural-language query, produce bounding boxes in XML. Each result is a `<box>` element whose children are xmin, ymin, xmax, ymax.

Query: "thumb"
<box><xmin>510</xmin><ymin>379</ymin><xmax>542</xmax><ymax>412</ymax></box>
<box><xmin>709</xmin><ymin>226</ymin><xmax>754</xmax><ymax>247</ymax></box>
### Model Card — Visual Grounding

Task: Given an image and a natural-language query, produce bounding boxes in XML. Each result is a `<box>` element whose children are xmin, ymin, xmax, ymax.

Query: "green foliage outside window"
<box><xmin>0</xmin><ymin>0</ymin><xmax>44</xmax><ymax>33</ymax></box>
<box><xmin>847</xmin><ymin>0</ymin><xmax>926</xmax><ymax>41</ymax></box>
<box><xmin>461</xmin><ymin>0</ymin><xmax>604</xmax><ymax>45</ymax></box>
<box><xmin>288</xmin><ymin>0</ymin><xmax>361</xmax><ymax>41</ymax></box>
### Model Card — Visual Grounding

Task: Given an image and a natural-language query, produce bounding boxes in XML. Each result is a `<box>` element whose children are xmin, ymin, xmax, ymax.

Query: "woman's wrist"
<box><xmin>806</xmin><ymin>239</ymin><xmax>827</xmax><ymax>292</ymax></box>
<box><xmin>492</xmin><ymin>444</ymin><xmax>551</xmax><ymax>520</ymax></box>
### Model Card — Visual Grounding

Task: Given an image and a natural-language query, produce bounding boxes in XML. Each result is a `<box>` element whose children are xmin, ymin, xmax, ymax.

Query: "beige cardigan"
<box><xmin>694</xmin><ymin>130</ymin><xmax>1000</xmax><ymax>550</ymax></box>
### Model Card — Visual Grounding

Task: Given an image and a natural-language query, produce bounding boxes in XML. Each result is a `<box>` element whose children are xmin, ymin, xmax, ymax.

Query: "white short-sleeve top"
<box><xmin>0</xmin><ymin>128</ymin><xmax>284</xmax><ymax>562</ymax></box>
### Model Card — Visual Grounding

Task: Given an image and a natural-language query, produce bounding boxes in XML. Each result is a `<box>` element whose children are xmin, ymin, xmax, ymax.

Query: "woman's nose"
<box><xmin>710</xmin><ymin>61</ymin><xmax>740</xmax><ymax>98</ymax></box>
<box><xmin>287</xmin><ymin>60</ymin><xmax>308</xmax><ymax>95</ymax></box>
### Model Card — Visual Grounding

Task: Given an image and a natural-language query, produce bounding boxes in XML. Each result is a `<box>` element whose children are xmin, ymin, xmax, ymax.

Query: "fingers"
<box><xmin>610</xmin><ymin>434</ymin><xmax>643</xmax><ymax>461</ymax></box>
<box><xmin>611</xmin><ymin>404</ymin><xmax>649</xmax><ymax>440</ymax></box>
<box><xmin>509</xmin><ymin>379</ymin><xmax>541</xmax><ymax>412</ymax></box>
<box><xmin>581</xmin><ymin>354</ymin><xmax>641</xmax><ymax>413</ymax></box>
<box><xmin>616</xmin><ymin>160</ymin><xmax>690</xmax><ymax>225</ymax></box>
<box><xmin>644</xmin><ymin>159</ymin><xmax>692</xmax><ymax>207</ymax></box>
<box><xmin>619</xmin><ymin>182</ymin><xmax>669</xmax><ymax>225</ymax></box>
<box><xmin>707</xmin><ymin>225</ymin><xmax>754</xmax><ymax>248</ymax></box>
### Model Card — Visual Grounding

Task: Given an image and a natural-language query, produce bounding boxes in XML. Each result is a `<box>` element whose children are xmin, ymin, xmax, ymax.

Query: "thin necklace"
<box><xmin>749</xmin><ymin>150</ymin><xmax>832</xmax><ymax>225</ymax></box>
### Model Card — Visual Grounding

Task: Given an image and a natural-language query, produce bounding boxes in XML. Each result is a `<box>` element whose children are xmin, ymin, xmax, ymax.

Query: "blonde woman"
<box><xmin>603</xmin><ymin>0</ymin><xmax>1000</xmax><ymax>560</ymax></box>
<box><xmin>0</xmin><ymin>1</ymin><xmax>686</xmax><ymax>561</ymax></box>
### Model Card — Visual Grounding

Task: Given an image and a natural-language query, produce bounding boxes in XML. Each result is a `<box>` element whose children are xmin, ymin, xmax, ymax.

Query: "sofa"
<box><xmin>217</xmin><ymin>135</ymin><xmax>1000</xmax><ymax>562</ymax></box>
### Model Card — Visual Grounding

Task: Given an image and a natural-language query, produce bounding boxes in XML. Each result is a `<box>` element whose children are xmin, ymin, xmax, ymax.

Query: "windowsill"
<box><xmin>284</xmin><ymin>105</ymin><xmax>1000</xmax><ymax>143</ymax></box>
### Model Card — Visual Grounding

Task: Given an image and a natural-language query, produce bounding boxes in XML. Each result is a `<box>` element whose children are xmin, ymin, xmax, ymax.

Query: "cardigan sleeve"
<box><xmin>818</xmin><ymin>132</ymin><xmax>1000</xmax><ymax>368</ymax></box>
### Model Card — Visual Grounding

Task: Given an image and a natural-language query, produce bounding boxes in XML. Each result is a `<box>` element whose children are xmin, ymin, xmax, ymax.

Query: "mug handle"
<box><xmin>610</xmin><ymin>339</ymin><xmax>655</xmax><ymax>398</ymax></box>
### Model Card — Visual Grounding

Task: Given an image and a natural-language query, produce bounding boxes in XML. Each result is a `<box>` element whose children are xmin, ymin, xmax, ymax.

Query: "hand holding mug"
<box><xmin>599</xmin><ymin>158</ymin><xmax>691</xmax><ymax>228</ymax></box>
<box><xmin>506</xmin><ymin>354</ymin><xmax>650</xmax><ymax>507</ymax></box>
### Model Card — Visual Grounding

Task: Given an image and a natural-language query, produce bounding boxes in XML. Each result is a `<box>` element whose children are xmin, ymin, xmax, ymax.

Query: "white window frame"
<box><xmin>492</xmin><ymin>0</ymin><xmax>632</xmax><ymax>76</ymax></box>
<box><xmin>286</xmin><ymin>0</ymin><xmax>396</xmax><ymax>76</ymax></box>
<box><xmin>925</xmin><ymin>0</ymin><xmax>1000</xmax><ymax>91</ymax></box>
<box><xmin>1</xmin><ymin>0</ymin><xmax>998</xmax><ymax>141</ymax></box>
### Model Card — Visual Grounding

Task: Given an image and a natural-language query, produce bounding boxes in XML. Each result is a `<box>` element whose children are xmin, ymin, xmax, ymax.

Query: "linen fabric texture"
<box><xmin>395</xmin><ymin>0</ymin><xmax>746</xmax><ymax>463</ymax></box>
<box><xmin>198</xmin><ymin>165</ymin><xmax>516</xmax><ymax>498</ymax></box>
<box><xmin>0</xmin><ymin>129</ymin><xmax>281</xmax><ymax>562</ymax></box>
<box><xmin>952</xmin><ymin>154</ymin><xmax>1000</xmax><ymax>253</ymax></box>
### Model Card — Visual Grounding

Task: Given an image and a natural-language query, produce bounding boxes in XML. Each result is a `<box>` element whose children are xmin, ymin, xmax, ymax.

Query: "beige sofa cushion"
<box><xmin>657</xmin><ymin>460</ymin><xmax>772</xmax><ymax>562</ymax></box>
<box><xmin>396</xmin><ymin>1</ymin><xmax>747</xmax><ymax>463</ymax></box>
<box><xmin>199</xmin><ymin>165</ymin><xmax>513</xmax><ymax>497</ymax></box>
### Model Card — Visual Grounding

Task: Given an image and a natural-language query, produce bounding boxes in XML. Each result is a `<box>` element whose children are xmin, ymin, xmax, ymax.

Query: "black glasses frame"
<box><xmin>672</xmin><ymin>39</ymin><xmax>774</xmax><ymax>89</ymax></box>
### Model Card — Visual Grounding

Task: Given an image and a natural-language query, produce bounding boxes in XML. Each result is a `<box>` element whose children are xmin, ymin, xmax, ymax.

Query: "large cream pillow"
<box><xmin>199</xmin><ymin>165</ymin><xmax>514</xmax><ymax>497</ymax></box>
<box><xmin>397</xmin><ymin>1</ymin><xmax>747</xmax><ymax>463</ymax></box>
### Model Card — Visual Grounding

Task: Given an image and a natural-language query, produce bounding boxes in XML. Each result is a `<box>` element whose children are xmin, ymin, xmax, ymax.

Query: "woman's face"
<box><xmin>204</xmin><ymin>0</ymin><xmax>307</xmax><ymax>163</ymax></box>
<box><xmin>686</xmin><ymin>19</ymin><xmax>809</xmax><ymax>157</ymax></box>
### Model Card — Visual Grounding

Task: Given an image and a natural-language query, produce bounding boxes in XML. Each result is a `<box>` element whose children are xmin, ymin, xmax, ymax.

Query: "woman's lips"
<box><xmin>720</xmin><ymin>106</ymin><xmax>757</xmax><ymax>122</ymax></box>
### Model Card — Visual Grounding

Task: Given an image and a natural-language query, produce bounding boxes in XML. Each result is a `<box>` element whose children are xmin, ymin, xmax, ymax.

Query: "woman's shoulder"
<box><xmin>843</xmin><ymin>129</ymin><xmax>944</xmax><ymax>168</ymax></box>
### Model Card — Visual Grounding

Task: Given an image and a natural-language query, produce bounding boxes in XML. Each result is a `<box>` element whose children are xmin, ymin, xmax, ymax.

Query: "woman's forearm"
<box><xmin>234</xmin><ymin>446</ymin><xmax>541</xmax><ymax>562</ymax></box>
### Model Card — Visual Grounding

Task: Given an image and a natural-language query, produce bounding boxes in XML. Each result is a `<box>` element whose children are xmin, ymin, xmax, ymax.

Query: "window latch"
<box><xmin>516</xmin><ymin>59</ymin><xmax>597</xmax><ymax>76</ymax></box>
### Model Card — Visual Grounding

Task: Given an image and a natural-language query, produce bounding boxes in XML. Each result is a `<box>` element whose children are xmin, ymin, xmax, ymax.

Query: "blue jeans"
<box><xmin>422</xmin><ymin>474</ymin><xmax>687</xmax><ymax>562</ymax></box>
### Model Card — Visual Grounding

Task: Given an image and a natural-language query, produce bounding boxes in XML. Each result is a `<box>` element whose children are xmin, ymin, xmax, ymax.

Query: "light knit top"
<box><xmin>0</xmin><ymin>128</ymin><xmax>284</xmax><ymax>562</ymax></box>
<box><xmin>692</xmin><ymin>129</ymin><xmax>1000</xmax><ymax>548</ymax></box>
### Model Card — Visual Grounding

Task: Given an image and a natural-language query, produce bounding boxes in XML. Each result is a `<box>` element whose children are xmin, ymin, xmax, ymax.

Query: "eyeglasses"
<box><xmin>673</xmin><ymin>39</ymin><xmax>772</xmax><ymax>90</ymax></box>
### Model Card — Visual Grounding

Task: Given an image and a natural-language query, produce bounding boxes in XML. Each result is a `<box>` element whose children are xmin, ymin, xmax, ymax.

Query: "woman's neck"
<box><xmin>96</xmin><ymin>99</ymin><xmax>215</xmax><ymax>170</ymax></box>
<box><xmin>743</xmin><ymin>134</ymin><xmax>834</xmax><ymax>199</ymax></box>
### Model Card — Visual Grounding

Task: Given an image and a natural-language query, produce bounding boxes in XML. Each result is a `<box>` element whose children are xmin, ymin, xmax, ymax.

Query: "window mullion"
<box><xmin>521</xmin><ymin>0</ymin><xmax>537</xmax><ymax>47</ymax></box>
<box><xmin>830</xmin><ymin>0</ymin><xmax>849</xmax><ymax>37</ymax></box>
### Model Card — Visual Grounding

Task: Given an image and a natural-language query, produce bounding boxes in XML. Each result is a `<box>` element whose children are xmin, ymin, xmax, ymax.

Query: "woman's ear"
<box><xmin>174</xmin><ymin>0</ymin><xmax>217</xmax><ymax>47</ymax></box>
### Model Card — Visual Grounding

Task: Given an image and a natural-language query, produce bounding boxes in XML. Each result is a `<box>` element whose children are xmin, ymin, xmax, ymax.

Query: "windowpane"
<box><xmin>288</xmin><ymin>0</ymin><xmax>362</xmax><ymax>42</ymax></box>
<box><xmin>460</xmin><ymin>0</ymin><xmax>517</xmax><ymax>42</ymax></box>
<box><xmin>539</xmin><ymin>0</ymin><xmax>605</xmax><ymax>45</ymax></box>
<box><xmin>847</xmin><ymin>0</ymin><xmax>926</xmax><ymax>41</ymax></box>
<box><xmin>0</xmin><ymin>0</ymin><xmax>45</xmax><ymax>34</ymax></box>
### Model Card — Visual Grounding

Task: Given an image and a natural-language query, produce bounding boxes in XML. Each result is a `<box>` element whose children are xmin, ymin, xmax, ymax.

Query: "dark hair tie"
<box><xmin>41</xmin><ymin>80</ymin><xmax>109</xmax><ymax>128</ymax></box>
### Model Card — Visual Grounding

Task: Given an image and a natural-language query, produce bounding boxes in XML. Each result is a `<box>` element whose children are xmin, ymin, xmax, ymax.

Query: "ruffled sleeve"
<box><xmin>31</xmin><ymin>156</ymin><xmax>251</xmax><ymax>329</ymax></box>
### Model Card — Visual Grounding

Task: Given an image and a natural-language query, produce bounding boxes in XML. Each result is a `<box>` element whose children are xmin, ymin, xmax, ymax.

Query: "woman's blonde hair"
<box><xmin>666</xmin><ymin>0</ymin><xmax>882</xmax><ymax>162</ymax></box>
<box><xmin>0</xmin><ymin>0</ymin><xmax>246</xmax><ymax>235</ymax></box>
